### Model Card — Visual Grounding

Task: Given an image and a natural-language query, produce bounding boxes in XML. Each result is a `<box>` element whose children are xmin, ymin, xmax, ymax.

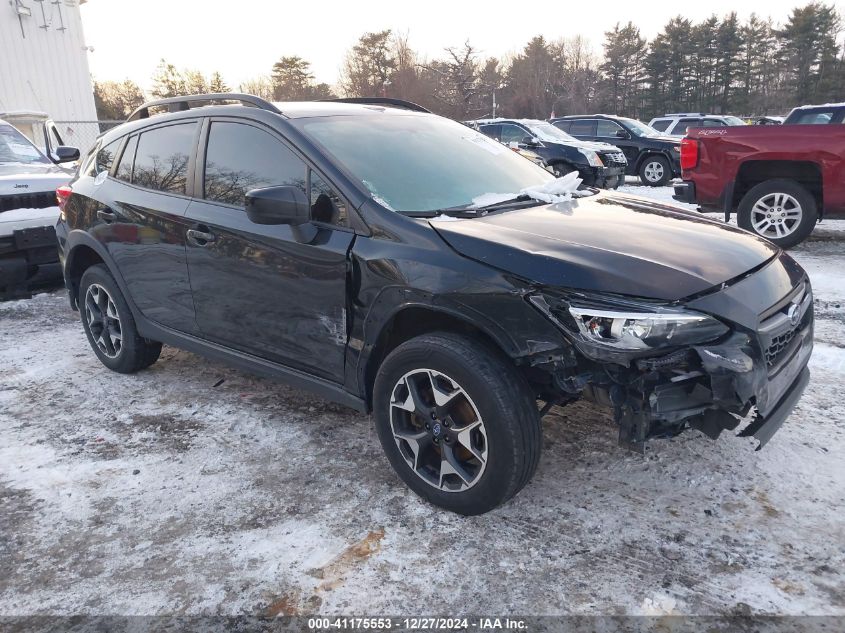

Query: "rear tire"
<box><xmin>737</xmin><ymin>179</ymin><xmax>817</xmax><ymax>248</ymax></box>
<box><xmin>373</xmin><ymin>332</ymin><xmax>541</xmax><ymax>515</ymax></box>
<box><xmin>638</xmin><ymin>155</ymin><xmax>671</xmax><ymax>186</ymax></box>
<box><xmin>79</xmin><ymin>264</ymin><xmax>161</xmax><ymax>373</ymax></box>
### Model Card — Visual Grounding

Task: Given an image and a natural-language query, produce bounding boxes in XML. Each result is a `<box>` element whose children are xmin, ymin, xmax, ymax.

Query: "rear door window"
<box><xmin>132</xmin><ymin>122</ymin><xmax>198</xmax><ymax>195</ymax></box>
<box><xmin>203</xmin><ymin>121</ymin><xmax>306</xmax><ymax>208</ymax></box>
<box><xmin>569</xmin><ymin>120</ymin><xmax>597</xmax><ymax>136</ymax></box>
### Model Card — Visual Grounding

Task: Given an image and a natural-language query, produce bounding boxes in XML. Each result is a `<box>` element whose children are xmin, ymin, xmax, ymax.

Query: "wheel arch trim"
<box><xmin>64</xmin><ymin>230</ymin><xmax>139</xmax><ymax>317</ymax></box>
<box><xmin>355</xmin><ymin>293</ymin><xmax>537</xmax><ymax>409</ymax></box>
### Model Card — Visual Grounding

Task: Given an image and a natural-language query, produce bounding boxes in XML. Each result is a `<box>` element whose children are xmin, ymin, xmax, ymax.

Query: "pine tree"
<box><xmin>715</xmin><ymin>13</ymin><xmax>744</xmax><ymax>113</ymax></box>
<box><xmin>779</xmin><ymin>2</ymin><xmax>842</xmax><ymax>104</ymax></box>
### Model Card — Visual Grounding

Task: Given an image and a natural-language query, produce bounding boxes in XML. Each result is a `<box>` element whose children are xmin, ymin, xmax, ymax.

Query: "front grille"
<box><xmin>0</xmin><ymin>192</ymin><xmax>56</xmax><ymax>212</ymax></box>
<box><xmin>602</xmin><ymin>151</ymin><xmax>627</xmax><ymax>166</ymax></box>
<box><xmin>765</xmin><ymin>328</ymin><xmax>798</xmax><ymax>368</ymax></box>
<box><xmin>758</xmin><ymin>282</ymin><xmax>812</xmax><ymax>374</ymax></box>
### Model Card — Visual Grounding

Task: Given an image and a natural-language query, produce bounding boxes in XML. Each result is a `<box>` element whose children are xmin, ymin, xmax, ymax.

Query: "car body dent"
<box><xmin>430</xmin><ymin>193</ymin><xmax>778</xmax><ymax>300</ymax></box>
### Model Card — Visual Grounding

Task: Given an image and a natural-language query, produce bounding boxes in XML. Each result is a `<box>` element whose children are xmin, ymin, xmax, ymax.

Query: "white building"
<box><xmin>0</xmin><ymin>0</ymin><xmax>98</xmax><ymax>154</ymax></box>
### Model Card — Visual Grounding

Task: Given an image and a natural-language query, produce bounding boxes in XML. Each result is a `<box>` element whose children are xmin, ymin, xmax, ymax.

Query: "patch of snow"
<box><xmin>470</xmin><ymin>171</ymin><xmax>587</xmax><ymax>209</ymax></box>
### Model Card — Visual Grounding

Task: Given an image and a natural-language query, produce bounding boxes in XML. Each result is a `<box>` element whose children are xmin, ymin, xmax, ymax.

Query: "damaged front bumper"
<box><xmin>528</xmin><ymin>271</ymin><xmax>814</xmax><ymax>452</ymax></box>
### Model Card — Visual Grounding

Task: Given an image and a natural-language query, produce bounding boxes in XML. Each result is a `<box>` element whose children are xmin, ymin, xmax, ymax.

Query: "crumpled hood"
<box><xmin>431</xmin><ymin>191</ymin><xmax>779</xmax><ymax>300</ymax></box>
<box><xmin>0</xmin><ymin>163</ymin><xmax>70</xmax><ymax>195</ymax></box>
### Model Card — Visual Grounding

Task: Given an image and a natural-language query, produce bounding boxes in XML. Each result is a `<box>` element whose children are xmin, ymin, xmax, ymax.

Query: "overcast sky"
<box><xmin>80</xmin><ymin>0</ymin><xmax>845</xmax><ymax>90</ymax></box>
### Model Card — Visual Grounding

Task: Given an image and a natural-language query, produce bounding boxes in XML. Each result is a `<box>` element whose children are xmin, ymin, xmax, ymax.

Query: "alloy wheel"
<box><xmin>389</xmin><ymin>369</ymin><xmax>488</xmax><ymax>492</ymax></box>
<box><xmin>84</xmin><ymin>283</ymin><xmax>123</xmax><ymax>358</ymax></box>
<box><xmin>643</xmin><ymin>160</ymin><xmax>665</xmax><ymax>183</ymax></box>
<box><xmin>750</xmin><ymin>192</ymin><xmax>803</xmax><ymax>240</ymax></box>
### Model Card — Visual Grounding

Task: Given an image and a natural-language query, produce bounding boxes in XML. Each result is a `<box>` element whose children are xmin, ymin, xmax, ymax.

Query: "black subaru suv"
<box><xmin>550</xmin><ymin>114</ymin><xmax>682</xmax><ymax>186</ymax></box>
<box><xmin>468</xmin><ymin>118</ymin><xmax>626</xmax><ymax>188</ymax></box>
<box><xmin>57</xmin><ymin>94</ymin><xmax>813</xmax><ymax>515</ymax></box>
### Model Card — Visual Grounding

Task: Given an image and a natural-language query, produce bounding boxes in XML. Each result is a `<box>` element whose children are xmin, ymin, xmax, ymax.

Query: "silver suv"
<box><xmin>648</xmin><ymin>113</ymin><xmax>746</xmax><ymax>136</ymax></box>
<box><xmin>0</xmin><ymin>118</ymin><xmax>78</xmax><ymax>298</ymax></box>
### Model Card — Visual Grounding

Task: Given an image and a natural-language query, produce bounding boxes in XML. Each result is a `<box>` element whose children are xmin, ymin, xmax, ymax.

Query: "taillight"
<box><xmin>680</xmin><ymin>138</ymin><xmax>699</xmax><ymax>170</ymax></box>
<box><xmin>56</xmin><ymin>185</ymin><xmax>72</xmax><ymax>211</ymax></box>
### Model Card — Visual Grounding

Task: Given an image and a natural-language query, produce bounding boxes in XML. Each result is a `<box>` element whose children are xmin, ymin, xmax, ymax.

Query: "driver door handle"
<box><xmin>186</xmin><ymin>227</ymin><xmax>216</xmax><ymax>246</ymax></box>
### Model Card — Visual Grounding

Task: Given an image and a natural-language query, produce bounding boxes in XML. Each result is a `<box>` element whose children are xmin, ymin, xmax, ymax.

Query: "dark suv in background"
<box><xmin>469</xmin><ymin>118</ymin><xmax>626</xmax><ymax>188</ymax></box>
<box><xmin>57</xmin><ymin>94</ymin><xmax>812</xmax><ymax>515</ymax></box>
<box><xmin>551</xmin><ymin>114</ymin><xmax>681</xmax><ymax>186</ymax></box>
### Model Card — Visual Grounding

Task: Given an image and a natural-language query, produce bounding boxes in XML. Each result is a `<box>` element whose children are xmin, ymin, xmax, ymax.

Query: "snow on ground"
<box><xmin>1</xmin><ymin>186</ymin><xmax>844</xmax><ymax>617</ymax></box>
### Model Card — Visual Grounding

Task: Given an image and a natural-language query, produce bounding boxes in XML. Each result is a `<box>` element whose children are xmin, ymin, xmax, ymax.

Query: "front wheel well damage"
<box><xmin>363</xmin><ymin>307</ymin><xmax>527</xmax><ymax>408</ymax></box>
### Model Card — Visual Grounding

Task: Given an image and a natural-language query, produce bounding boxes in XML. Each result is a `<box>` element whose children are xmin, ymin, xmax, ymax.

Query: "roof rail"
<box><xmin>322</xmin><ymin>97</ymin><xmax>431</xmax><ymax>113</ymax></box>
<box><xmin>663</xmin><ymin>112</ymin><xmax>707</xmax><ymax>117</ymax></box>
<box><xmin>127</xmin><ymin>93</ymin><xmax>282</xmax><ymax>122</ymax></box>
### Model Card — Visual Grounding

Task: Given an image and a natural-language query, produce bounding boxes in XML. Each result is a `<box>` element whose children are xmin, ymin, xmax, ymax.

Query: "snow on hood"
<box><xmin>469</xmin><ymin>171</ymin><xmax>587</xmax><ymax>208</ymax></box>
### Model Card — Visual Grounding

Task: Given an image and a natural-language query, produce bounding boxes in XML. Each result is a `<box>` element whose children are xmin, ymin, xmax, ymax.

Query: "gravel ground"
<box><xmin>1</xmin><ymin>189</ymin><xmax>844</xmax><ymax>617</ymax></box>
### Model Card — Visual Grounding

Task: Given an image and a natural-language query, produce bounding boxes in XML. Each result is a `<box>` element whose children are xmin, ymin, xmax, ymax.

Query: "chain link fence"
<box><xmin>52</xmin><ymin>120</ymin><xmax>124</xmax><ymax>156</ymax></box>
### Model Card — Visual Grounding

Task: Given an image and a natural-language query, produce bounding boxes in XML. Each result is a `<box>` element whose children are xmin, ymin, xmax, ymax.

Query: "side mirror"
<box><xmin>522</xmin><ymin>136</ymin><xmax>541</xmax><ymax>147</ymax></box>
<box><xmin>245</xmin><ymin>185</ymin><xmax>310</xmax><ymax>225</ymax></box>
<box><xmin>245</xmin><ymin>185</ymin><xmax>317</xmax><ymax>243</ymax></box>
<box><xmin>54</xmin><ymin>145</ymin><xmax>80</xmax><ymax>164</ymax></box>
<box><xmin>615</xmin><ymin>130</ymin><xmax>630</xmax><ymax>139</ymax></box>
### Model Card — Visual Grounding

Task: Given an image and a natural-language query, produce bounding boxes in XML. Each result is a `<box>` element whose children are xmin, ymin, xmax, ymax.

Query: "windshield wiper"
<box><xmin>407</xmin><ymin>194</ymin><xmax>544</xmax><ymax>219</ymax></box>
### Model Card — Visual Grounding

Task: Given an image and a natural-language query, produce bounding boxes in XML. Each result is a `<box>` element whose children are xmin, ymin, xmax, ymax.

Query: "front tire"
<box><xmin>638</xmin><ymin>155</ymin><xmax>671</xmax><ymax>186</ymax></box>
<box><xmin>373</xmin><ymin>333</ymin><xmax>541</xmax><ymax>515</ymax></box>
<box><xmin>737</xmin><ymin>179</ymin><xmax>818</xmax><ymax>248</ymax></box>
<box><xmin>79</xmin><ymin>264</ymin><xmax>162</xmax><ymax>373</ymax></box>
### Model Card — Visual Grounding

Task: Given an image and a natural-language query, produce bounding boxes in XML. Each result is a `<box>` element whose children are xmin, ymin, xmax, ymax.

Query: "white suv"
<box><xmin>0</xmin><ymin>118</ymin><xmax>78</xmax><ymax>298</ymax></box>
<box><xmin>648</xmin><ymin>113</ymin><xmax>747</xmax><ymax>136</ymax></box>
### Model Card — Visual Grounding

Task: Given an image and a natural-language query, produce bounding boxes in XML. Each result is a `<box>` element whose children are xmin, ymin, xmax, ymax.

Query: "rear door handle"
<box><xmin>186</xmin><ymin>227</ymin><xmax>216</xmax><ymax>246</ymax></box>
<box><xmin>97</xmin><ymin>209</ymin><xmax>116</xmax><ymax>223</ymax></box>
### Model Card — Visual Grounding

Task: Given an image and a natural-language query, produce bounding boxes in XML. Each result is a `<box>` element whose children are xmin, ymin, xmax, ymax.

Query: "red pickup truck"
<box><xmin>673</xmin><ymin>111</ymin><xmax>845</xmax><ymax>247</ymax></box>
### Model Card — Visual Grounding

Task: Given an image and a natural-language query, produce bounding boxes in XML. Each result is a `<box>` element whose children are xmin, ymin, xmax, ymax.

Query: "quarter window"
<box><xmin>88</xmin><ymin>140</ymin><xmax>120</xmax><ymax>176</ymax></box>
<box><xmin>650</xmin><ymin>119</ymin><xmax>671</xmax><ymax>132</ymax></box>
<box><xmin>114</xmin><ymin>135</ymin><xmax>138</xmax><ymax>183</ymax></box>
<box><xmin>204</xmin><ymin>122</ymin><xmax>306</xmax><ymax>207</ymax></box>
<box><xmin>552</xmin><ymin>121</ymin><xmax>571</xmax><ymax>133</ymax></box>
<box><xmin>132</xmin><ymin>123</ymin><xmax>197</xmax><ymax>195</ymax></box>
<box><xmin>309</xmin><ymin>170</ymin><xmax>348</xmax><ymax>227</ymax></box>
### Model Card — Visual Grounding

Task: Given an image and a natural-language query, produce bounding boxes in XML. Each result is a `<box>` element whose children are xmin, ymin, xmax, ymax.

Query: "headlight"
<box><xmin>529</xmin><ymin>294</ymin><xmax>728</xmax><ymax>355</ymax></box>
<box><xmin>579</xmin><ymin>149</ymin><xmax>604</xmax><ymax>167</ymax></box>
<box><xmin>567</xmin><ymin>306</ymin><xmax>728</xmax><ymax>351</ymax></box>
